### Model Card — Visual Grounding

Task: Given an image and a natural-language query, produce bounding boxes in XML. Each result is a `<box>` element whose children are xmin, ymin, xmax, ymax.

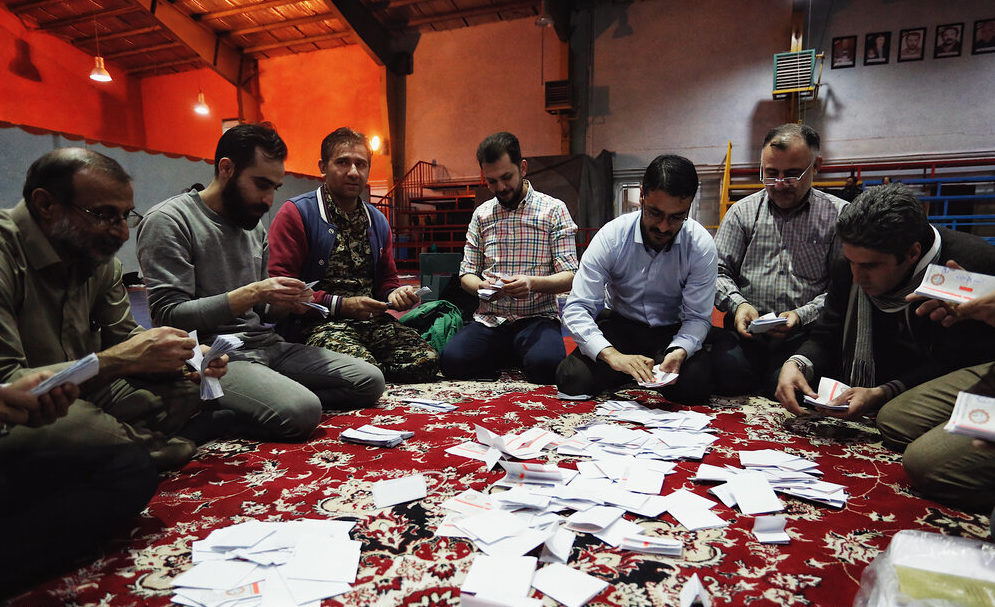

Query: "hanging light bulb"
<box><xmin>370</xmin><ymin>135</ymin><xmax>382</xmax><ymax>152</ymax></box>
<box><xmin>89</xmin><ymin>56</ymin><xmax>112</xmax><ymax>82</ymax></box>
<box><xmin>194</xmin><ymin>91</ymin><xmax>210</xmax><ymax>115</ymax></box>
<box><xmin>89</xmin><ymin>19</ymin><xmax>112</xmax><ymax>82</ymax></box>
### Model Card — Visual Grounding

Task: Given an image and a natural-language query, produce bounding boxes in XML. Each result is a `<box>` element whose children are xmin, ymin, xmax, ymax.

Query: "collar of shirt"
<box><xmin>632</xmin><ymin>212</ymin><xmax>684</xmax><ymax>255</ymax></box>
<box><xmin>13</xmin><ymin>200</ymin><xmax>72</xmax><ymax>272</ymax></box>
<box><xmin>322</xmin><ymin>186</ymin><xmax>369</xmax><ymax>226</ymax></box>
<box><xmin>764</xmin><ymin>187</ymin><xmax>813</xmax><ymax>218</ymax></box>
<box><xmin>497</xmin><ymin>179</ymin><xmax>534</xmax><ymax>212</ymax></box>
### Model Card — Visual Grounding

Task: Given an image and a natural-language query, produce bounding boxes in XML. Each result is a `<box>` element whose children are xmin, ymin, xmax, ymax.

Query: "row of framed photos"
<box><xmin>831</xmin><ymin>18</ymin><xmax>995</xmax><ymax>68</ymax></box>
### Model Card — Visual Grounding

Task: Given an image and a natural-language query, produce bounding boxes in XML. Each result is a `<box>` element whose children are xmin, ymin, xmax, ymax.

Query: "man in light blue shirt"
<box><xmin>556</xmin><ymin>155</ymin><xmax>717</xmax><ymax>404</ymax></box>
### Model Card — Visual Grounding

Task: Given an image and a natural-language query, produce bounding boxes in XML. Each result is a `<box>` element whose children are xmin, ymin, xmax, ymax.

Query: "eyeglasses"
<box><xmin>760</xmin><ymin>161</ymin><xmax>814</xmax><ymax>186</ymax></box>
<box><xmin>70</xmin><ymin>205</ymin><xmax>143</xmax><ymax>228</ymax></box>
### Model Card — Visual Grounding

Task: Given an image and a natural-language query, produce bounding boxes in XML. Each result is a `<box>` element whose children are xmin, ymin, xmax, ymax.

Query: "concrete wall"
<box><xmin>581</xmin><ymin>0</ymin><xmax>995</xmax><ymax>171</ymax></box>
<box><xmin>0</xmin><ymin>123</ymin><xmax>321</xmax><ymax>274</ymax></box>
<box><xmin>405</xmin><ymin>17</ymin><xmax>568</xmax><ymax>179</ymax></box>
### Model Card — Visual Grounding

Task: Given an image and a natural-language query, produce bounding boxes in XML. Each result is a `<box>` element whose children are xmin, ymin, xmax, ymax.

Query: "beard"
<box><xmin>496</xmin><ymin>180</ymin><xmax>526</xmax><ymax>210</ymax></box>
<box><xmin>221</xmin><ymin>177</ymin><xmax>268</xmax><ymax>230</ymax></box>
<box><xmin>48</xmin><ymin>214</ymin><xmax>123</xmax><ymax>267</ymax></box>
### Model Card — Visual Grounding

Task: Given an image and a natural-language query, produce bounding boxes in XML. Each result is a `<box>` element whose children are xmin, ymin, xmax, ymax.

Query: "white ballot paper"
<box><xmin>461</xmin><ymin>555</ymin><xmax>538</xmax><ymax>603</ymax></box>
<box><xmin>186</xmin><ymin>331</ymin><xmax>243</xmax><ymax>400</ymax></box>
<box><xmin>945</xmin><ymin>391</ymin><xmax>995</xmax><ymax>441</ymax></box>
<box><xmin>532</xmin><ymin>563</ymin><xmax>608</xmax><ymax>607</ymax></box>
<box><xmin>372</xmin><ymin>474</ymin><xmax>427</xmax><ymax>508</ymax></box>
<box><xmin>619</xmin><ymin>535</ymin><xmax>683</xmax><ymax>556</ymax></box>
<box><xmin>556</xmin><ymin>391</ymin><xmax>593</xmax><ymax>401</ymax></box>
<box><xmin>748</xmin><ymin>312</ymin><xmax>788</xmax><ymax>334</ymax></box>
<box><xmin>301</xmin><ymin>281</ymin><xmax>330</xmax><ymax>317</ymax></box>
<box><xmin>29</xmin><ymin>352</ymin><xmax>99</xmax><ymax>395</ymax></box>
<box><xmin>914</xmin><ymin>263</ymin><xmax>995</xmax><ymax>304</ymax></box>
<box><xmin>679</xmin><ymin>573</ymin><xmax>712</xmax><ymax>607</ymax></box>
<box><xmin>803</xmin><ymin>377</ymin><xmax>850</xmax><ymax>411</ymax></box>
<box><xmin>752</xmin><ymin>516</ymin><xmax>790</xmax><ymax>544</ymax></box>
<box><xmin>637</xmin><ymin>364</ymin><xmax>679</xmax><ymax>388</ymax></box>
<box><xmin>340</xmin><ymin>424</ymin><xmax>413</xmax><ymax>447</ymax></box>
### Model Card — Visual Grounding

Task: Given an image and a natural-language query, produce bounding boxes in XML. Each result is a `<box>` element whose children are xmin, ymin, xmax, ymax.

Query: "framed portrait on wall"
<box><xmin>898</xmin><ymin>27</ymin><xmax>926</xmax><ymax>62</ymax></box>
<box><xmin>831</xmin><ymin>35</ymin><xmax>857</xmax><ymax>68</ymax></box>
<box><xmin>864</xmin><ymin>31</ymin><xmax>891</xmax><ymax>65</ymax></box>
<box><xmin>973</xmin><ymin>18</ymin><xmax>995</xmax><ymax>54</ymax></box>
<box><xmin>935</xmin><ymin>23</ymin><xmax>963</xmax><ymax>58</ymax></box>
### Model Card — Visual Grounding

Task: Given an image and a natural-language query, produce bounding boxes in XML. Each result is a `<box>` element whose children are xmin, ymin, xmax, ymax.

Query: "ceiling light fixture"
<box><xmin>194</xmin><ymin>91</ymin><xmax>210</xmax><ymax>115</ymax></box>
<box><xmin>89</xmin><ymin>20</ymin><xmax>111</xmax><ymax>82</ymax></box>
<box><xmin>535</xmin><ymin>0</ymin><xmax>553</xmax><ymax>27</ymax></box>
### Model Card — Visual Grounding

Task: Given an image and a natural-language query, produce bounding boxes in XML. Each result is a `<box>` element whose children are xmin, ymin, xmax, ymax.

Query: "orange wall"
<box><xmin>256</xmin><ymin>45</ymin><xmax>388</xmax><ymax>181</ymax></box>
<box><xmin>140</xmin><ymin>69</ymin><xmax>239</xmax><ymax>161</ymax></box>
<box><xmin>0</xmin><ymin>7</ymin><xmax>145</xmax><ymax>147</ymax></box>
<box><xmin>2</xmin><ymin>4</ymin><xmax>388</xmax><ymax>180</ymax></box>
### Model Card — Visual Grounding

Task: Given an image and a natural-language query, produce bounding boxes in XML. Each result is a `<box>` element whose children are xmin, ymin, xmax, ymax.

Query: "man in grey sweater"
<box><xmin>137</xmin><ymin>124</ymin><xmax>384</xmax><ymax>441</ymax></box>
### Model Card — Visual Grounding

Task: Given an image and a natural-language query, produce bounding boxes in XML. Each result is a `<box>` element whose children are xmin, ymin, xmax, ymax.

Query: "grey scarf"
<box><xmin>841</xmin><ymin>226</ymin><xmax>941</xmax><ymax>387</ymax></box>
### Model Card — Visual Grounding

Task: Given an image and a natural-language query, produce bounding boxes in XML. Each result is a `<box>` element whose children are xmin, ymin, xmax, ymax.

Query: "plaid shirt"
<box><xmin>714</xmin><ymin>188</ymin><xmax>846</xmax><ymax>325</ymax></box>
<box><xmin>459</xmin><ymin>180</ymin><xmax>579</xmax><ymax>327</ymax></box>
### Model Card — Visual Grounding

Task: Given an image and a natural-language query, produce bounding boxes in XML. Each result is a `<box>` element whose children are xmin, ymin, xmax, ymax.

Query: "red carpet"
<box><xmin>9</xmin><ymin>376</ymin><xmax>990</xmax><ymax>606</ymax></box>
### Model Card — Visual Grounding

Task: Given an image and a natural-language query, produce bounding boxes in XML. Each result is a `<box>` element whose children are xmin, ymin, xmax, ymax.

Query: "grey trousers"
<box><xmin>877</xmin><ymin>361</ymin><xmax>995</xmax><ymax>513</ymax></box>
<box><xmin>220</xmin><ymin>341</ymin><xmax>385</xmax><ymax>441</ymax></box>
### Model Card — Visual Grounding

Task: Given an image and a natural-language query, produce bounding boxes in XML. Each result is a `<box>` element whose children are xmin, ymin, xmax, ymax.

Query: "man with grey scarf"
<box><xmin>775</xmin><ymin>184</ymin><xmax>995</xmax><ymax>426</ymax></box>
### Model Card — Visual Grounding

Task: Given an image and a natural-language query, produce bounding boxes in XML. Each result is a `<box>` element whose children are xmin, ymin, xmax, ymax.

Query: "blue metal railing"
<box><xmin>862</xmin><ymin>176</ymin><xmax>995</xmax><ymax>244</ymax></box>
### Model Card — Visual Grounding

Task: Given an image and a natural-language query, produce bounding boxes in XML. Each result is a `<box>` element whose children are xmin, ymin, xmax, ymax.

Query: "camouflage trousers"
<box><xmin>305</xmin><ymin>314</ymin><xmax>438</xmax><ymax>383</ymax></box>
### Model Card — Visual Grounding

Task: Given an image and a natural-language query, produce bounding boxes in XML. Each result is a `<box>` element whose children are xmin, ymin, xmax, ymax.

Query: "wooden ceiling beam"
<box><xmin>36</xmin><ymin>6</ymin><xmax>141</xmax><ymax>31</ymax></box>
<box><xmin>125</xmin><ymin>57</ymin><xmax>202</xmax><ymax>75</ymax></box>
<box><xmin>193</xmin><ymin>0</ymin><xmax>306</xmax><ymax>21</ymax></box>
<box><xmin>406</xmin><ymin>1</ymin><xmax>536</xmax><ymax>27</ymax></box>
<box><xmin>131</xmin><ymin>0</ymin><xmax>246</xmax><ymax>87</ymax></box>
<box><xmin>321</xmin><ymin>0</ymin><xmax>399</xmax><ymax>71</ymax></box>
<box><xmin>7</xmin><ymin>0</ymin><xmax>63</xmax><ymax>14</ymax></box>
<box><xmin>244</xmin><ymin>30</ymin><xmax>350</xmax><ymax>53</ymax></box>
<box><xmin>228</xmin><ymin>12</ymin><xmax>338</xmax><ymax>36</ymax></box>
<box><xmin>74</xmin><ymin>25</ymin><xmax>160</xmax><ymax>46</ymax></box>
<box><xmin>104</xmin><ymin>41</ymin><xmax>183</xmax><ymax>59</ymax></box>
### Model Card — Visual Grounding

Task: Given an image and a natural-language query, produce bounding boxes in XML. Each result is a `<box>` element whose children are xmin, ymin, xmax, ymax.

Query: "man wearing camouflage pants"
<box><xmin>268</xmin><ymin>127</ymin><xmax>438</xmax><ymax>383</ymax></box>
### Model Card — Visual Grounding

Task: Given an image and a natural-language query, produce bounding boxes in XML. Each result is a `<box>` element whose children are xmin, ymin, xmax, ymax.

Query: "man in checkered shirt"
<box><xmin>438</xmin><ymin>132</ymin><xmax>578</xmax><ymax>384</ymax></box>
<box><xmin>708</xmin><ymin>124</ymin><xmax>846</xmax><ymax>397</ymax></box>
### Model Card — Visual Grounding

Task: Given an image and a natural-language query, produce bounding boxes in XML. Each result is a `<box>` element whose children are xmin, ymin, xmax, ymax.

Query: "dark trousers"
<box><xmin>439</xmin><ymin>317</ymin><xmax>566</xmax><ymax>384</ymax></box>
<box><xmin>0</xmin><ymin>443</ymin><xmax>158</xmax><ymax>597</ymax></box>
<box><xmin>555</xmin><ymin>311</ymin><xmax>713</xmax><ymax>405</ymax></box>
<box><xmin>706</xmin><ymin>317</ymin><xmax>811</xmax><ymax>398</ymax></box>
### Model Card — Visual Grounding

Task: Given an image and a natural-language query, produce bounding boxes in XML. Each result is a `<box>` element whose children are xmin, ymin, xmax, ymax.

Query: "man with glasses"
<box><xmin>0</xmin><ymin>147</ymin><xmax>231</xmax><ymax>471</ymax></box>
<box><xmin>556</xmin><ymin>155</ymin><xmax>716</xmax><ymax>404</ymax></box>
<box><xmin>708</xmin><ymin>124</ymin><xmax>846</xmax><ymax>397</ymax></box>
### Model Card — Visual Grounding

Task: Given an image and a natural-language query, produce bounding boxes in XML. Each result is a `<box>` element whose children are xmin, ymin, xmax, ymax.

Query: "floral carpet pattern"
<box><xmin>9</xmin><ymin>375</ymin><xmax>991</xmax><ymax>607</ymax></box>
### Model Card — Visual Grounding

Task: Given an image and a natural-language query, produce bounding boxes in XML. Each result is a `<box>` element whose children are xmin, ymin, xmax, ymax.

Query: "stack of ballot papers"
<box><xmin>702</xmin><ymin>449</ymin><xmax>849</xmax><ymax>508</ymax></box>
<box><xmin>478</xmin><ymin>277</ymin><xmax>506</xmax><ymax>301</ymax></box>
<box><xmin>171</xmin><ymin>519</ymin><xmax>358</xmax><ymax>607</ymax></box>
<box><xmin>748</xmin><ymin>312</ymin><xmax>788</xmax><ymax>334</ymax></box>
<box><xmin>914</xmin><ymin>263</ymin><xmax>995</xmax><ymax>304</ymax></box>
<box><xmin>29</xmin><ymin>352</ymin><xmax>99</xmax><ymax>395</ymax></box>
<box><xmin>403</xmin><ymin>397</ymin><xmax>458</xmax><ymax>412</ymax></box>
<box><xmin>340</xmin><ymin>425</ymin><xmax>414</xmax><ymax>447</ymax></box>
<box><xmin>637</xmin><ymin>364</ymin><xmax>679</xmax><ymax>388</ymax></box>
<box><xmin>944</xmin><ymin>391</ymin><xmax>995</xmax><ymax>441</ymax></box>
<box><xmin>186</xmin><ymin>331</ymin><xmax>244</xmax><ymax>400</ymax></box>
<box><xmin>803</xmin><ymin>377</ymin><xmax>850</xmax><ymax>411</ymax></box>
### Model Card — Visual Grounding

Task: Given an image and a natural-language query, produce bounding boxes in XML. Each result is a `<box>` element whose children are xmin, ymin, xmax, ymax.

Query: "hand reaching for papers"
<box><xmin>387</xmin><ymin>285</ymin><xmax>421</xmax><ymax>312</ymax></box>
<box><xmin>820</xmin><ymin>386</ymin><xmax>887</xmax><ymax>420</ymax></box>
<box><xmin>599</xmin><ymin>347</ymin><xmax>655</xmax><ymax>384</ymax></box>
<box><xmin>734</xmin><ymin>303</ymin><xmax>760</xmax><ymax>339</ymax></box>
<box><xmin>99</xmin><ymin>326</ymin><xmax>200</xmax><ymax>378</ymax></box>
<box><xmin>0</xmin><ymin>371</ymin><xmax>79</xmax><ymax>429</ymax></box>
<box><xmin>765</xmin><ymin>311</ymin><xmax>800</xmax><ymax>338</ymax></box>
<box><xmin>774</xmin><ymin>361</ymin><xmax>818</xmax><ymax>416</ymax></box>
<box><xmin>341</xmin><ymin>296</ymin><xmax>389</xmax><ymax>320</ymax></box>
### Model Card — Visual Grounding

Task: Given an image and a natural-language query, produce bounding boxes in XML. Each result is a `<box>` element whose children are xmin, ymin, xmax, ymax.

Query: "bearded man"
<box><xmin>137</xmin><ymin>124</ymin><xmax>384</xmax><ymax>442</ymax></box>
